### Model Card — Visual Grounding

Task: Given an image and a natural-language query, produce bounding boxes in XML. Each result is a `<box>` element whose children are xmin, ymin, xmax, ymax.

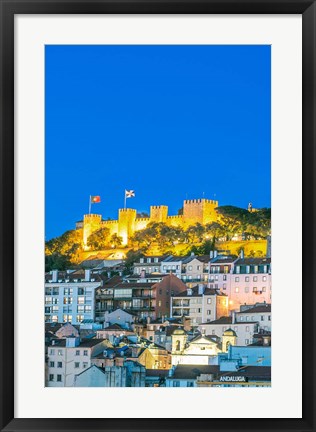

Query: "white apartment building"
<box><xmin>208</xmin><ymin>255</ymin><xmax>271</xmax><ymax>311</ymax></box>
<box><xmin>235</xmin><ymin>304</ymin><xmax>271</xmax><ymax>332</ymax></box>
<box><xmin>171</xmin><ymin>285</ymin><xmax>228</xmax><ymax>325</ymax></box>
<box><xmin>198</xmin><ymin>316</ymin><xmax>259</xmax><ymax>346</ymax></box>
<box><xmin>45</xmin><ymin>269</ymin><xmax>103</xmax><ymax>324</ymax></box>
<box><xmin>46</xmin><ymin>336</ymin><xmax>108</xmax><ymax>387</ymax></box>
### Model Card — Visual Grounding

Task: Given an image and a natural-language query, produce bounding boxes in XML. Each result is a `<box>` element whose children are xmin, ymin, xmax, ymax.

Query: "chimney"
<box><xmin>105</xmin><ymin>358</ymin><xmax>114</xmax><ymax>367</ymax></box>
<box><xmin>213</xmin><ymin>250</ymin><xmax>218</xmax><ymax>258</ymax></box>
<box><xmin>191</xmin><ymin>252</ymin><xmax>195</xmax><ymax>256</ymax></box>
<box><xmin>119</xmin><ymin>271</ymin><xmax>123</xmax><ymax>276</ymax></box>
<box><xmin>232</xmin><ymin>311</ymin><xmax>236</xmax><ymax>324</ymax></box>
<box><xmin>85</xmin><ymin>269</ymin><xmax>91</xmax><ymax>281</ymax></box>
<box><xmin>107</xmin><ymin>271</ymin><xmax>111</xmax><ymax>278</ymax></box>
<box><xmin>141</xmin><ymin>269</ymin><xmax>146</xmax><ymax>278</ymax></box>
<box><xmin>51</xmin><ymin>270</ymin><xmax>58</xmax><ymax>283</ymax></box>
<box><xmin>114</xmin><ymin>357</ymin><xmax>124</xmax><ymax>367</ymax></box>
<box><xmin>198</xmin><ymin>284</ymin><xmax>205</xmax><ymax>295</ymax></box>
<box><xmin>210</xmin><ymin>250</ymin><xmax>214</xmax><ymax>258</ymax></box>
<box><xmin>147</xmin><ymin>316</ymin><xmax>151</xmax><ymax>324</ymax></box>
<box><xmin>240</xmin><ymin>249</ymin><xmax>244</xmax><ymax>259</ymax></box>
<box><xmin>201</xmin><ymin>327</ymin><xmax>206</xmax><ymax>336</ymax></box>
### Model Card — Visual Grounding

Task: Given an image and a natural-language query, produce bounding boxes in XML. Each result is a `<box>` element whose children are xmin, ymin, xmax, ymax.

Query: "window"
<box><xmin>235</xmin><ymin>266</ymin><xmax>240</xmax><ymax>274</ymax></box>
<box><xmin>154</xmin><ymin>258</ymin><xmax>158</xmax><ymax>263</ymax></box>
<box><xmin>197</xmin><ymin>265</ymin><xmax>201</xmax><ymax>271</ymax></box>
<box><xmin>64</xmin><ymin>288</ymin><xmax>73</xmax><ymax>296</ymax></box>
<box><xmin>245</xmin><ymin>276</ymin><xmax>249</xmax><ymax>282</ymax></box>
<box><xmin>246</xmin><ymin>316</ymin><xmax>249</xmax><ymax>321</ymax></box>
<box><xmin>173</xmin><ymin>381</ymin><xmax>180</xmax><ymax>387</ymax></box>
<box><xmin>262</xmin><ymin>276</ymin><xmax>267</xmax><ymax>282</ymax></box>
<box><xmin>234</xmin><ymin>326</ymin><xmax>238</xmax><ymax>332</ymax></box>
<box><xmin>263</xmin><ymin>265</ymin><xmax>268</xmax><ymax>273</ymax></box>
<box><xmin>254</xmin><ymin>265</ymin><xmax>258</xmax><ymax>274</ymax></box>
<box><xmin>83</xmin><ymin>350</ymin><xmax>88</xmax><ymax>356</ymax></box>
<box><xmin>49</xmin><ymin>349</ymin><xmax>55</xmax><ymax>355</ymax></box>
<box><xmin>57</xmin><ymin>362</ymin><xmax>62</xmax><ymax>368</ymax></box>
<box><xmin>223</xmin><ymin>284</ymin><xmax>226</xmax><ymax>290</ymax></box>
<box><xmin>246</xmin><ymin>265</ymin><xmax>250</xmax><ymax>274</ymax></box>
<box><xmin>253</xmin><ymin>276</ymin><xmax>258</xmax><ymax>282</ymax></box>
<box><xmin>78</xmin><ymin>296</ymin><xmax>85</xmax><ymax>304</ymax></box>
<box><xmin>239</xmin><ymin>316</ymin><xmax>244</xmax><ymax>321</ymax></box>
<box><xmin>187</xmin><ymin>382</ymin><xmax>194</xmax><ymax>387</ymax></box>
<box><xmin>246</xmin><ymin>326</ymin><xmax>249</xmax><ymax>331</ymax></box>
<box><xmin>188</xmin><ymin>265</ymin><xmax>192</xmax><ymax>271</ymax></box>
<box><xmin>147</xmin><ymin>258</ymin><xmax>151</xmax><ymax>263</ymax></box>
<box><xmin>268</xmin><ymin>315</ymin><xmax>271</xmax><ymax>321</ymax></box>
<box><xmin>215</xmin><ymin>275</ymin><xmax>218</xmax><ymax>281</ymax></box>
<box><xmin>77</xmin><ymin>305</ymin><xmax>84</xmax><ymax>313</ymax></box>
<box><xmin>235</xmin><ymin>277</ymin><xmax>239</xmax><ymax>282</ymax></box>
<box><xmin>83</xmin><ymin>362</ymin><xmax>88</xmax><ymax>369</ymax></box>
<box><xmin>57</xmin><ymin>350</ymin><xmax>63</xmax><ymax>356</ymax></box>
<box><xmin>235</xmin><ymin>287</ymin><xmax>239</xmax><ymax>293</ymax></box>
<box><xmin>207</xmin><ymin>298</ymin><xmax>212</xmax><ymax>304</ymax></box>
<box><xmin>158</xmin><ymin>301</ymin><xmax>162</xmax><ymax>307</ymax></box>
<box><xmin>57</xmin><ymin>375</ymin><xmax>62</xmax><ymax>382</ymax></box>
<box><xmin>49</xmin><ymin>361</ymin><xmax>55</xmax><ymax>368</ymax></box>
<box><xmin>223</xmin><ymin>275</ymin><xmax>227</xmax><ymax>281</ymax></box>
<box><xmin>224</xmin><ymin>266</ymin><xmax>229</xmax><ymax>274</ymax></box>
<box><xmin>207</xmin><ymin>310</ymin><xmax>211</xmax><ymax>315</ymax></box>
<box><xmin>212</xmin><ymin>330</ymin><xmax>215</xmax><ymax>335</ymax></box>
<box><xmin>262</xmin><ymin>287</ymin><xmax>266</xmax><ymax>292</ymax></box>
<box><xmin>75</xmin><ymin>350</ymin><xmax>80</xmax><ymax>356</ymax></box>
<box><xmin>261</xmin><ymin>316</ymin><xmax>264</xmax><ymax>321</ymax></box>
<box><xmin>245</xmin><ymin>287</ymin><xmax>249</xmax><ymax>293</ymax></box>
<box><xmin>77</xmin><ymin>315</ymin><xmax>84</xmax><ymax>322</ymax></box>
<box><xmin>245</xmin><ymin>339</ymin><xmax>249</xmax><ymax>345</ymax></box>
<box><xmin>84</xmin><ymin>305</ymin><xmax>91</xmax><ymax>313</ymax></box>
<box><xmin>74</xmin><ymin>362</ymin><xmax>80</xmax><ymax>368</ymax></box>
<box><xmin>163</xmin><ymin>265</ymin><xmax>166</xmax><ymax>270</ymax></box>
<box><xmin>49</xmin><ymin>374</ymin><xmax>54</xmax><ymax>381</ymax></box>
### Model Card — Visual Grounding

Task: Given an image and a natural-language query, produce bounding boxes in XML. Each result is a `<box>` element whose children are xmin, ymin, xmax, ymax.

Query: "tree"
<box><xmin>110</xmin><ymin>233</ymin><xmax>123</xmax><ymax>248</ymax></box>
<box><xmin>45</xmin><ymin>253</ymin><xmax>72</xmax><ymax>272</ymax></box>
<box><xmin>87</xmin><ymin>227</ymin><xmax>110</xmax><ymax>250</ymax></box>
<box><xmin>124</xmin><ymin>249</ymin><xmax>144</xmax><ymax>274</ymax></box>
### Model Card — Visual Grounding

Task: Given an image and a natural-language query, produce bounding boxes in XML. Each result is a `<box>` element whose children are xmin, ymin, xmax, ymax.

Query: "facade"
<box><xmin>46</xmin><ymin>337</ymin><xmax>109</xmax><ymax>387</ymax></box>
<box><xmin>134</xmin><ymin>255</ymin><xmax>167</xmax><ymax>275</ymax></box>
<box><xmin>235</xmin><ymin>304</ymin><xmax>271</xmax><ymax>332</ymax></box>
<box><xmin>45</xmin><ymin>269</ymin><xmax>102</xmax><ymax>324</ymax></box>
<box><xmin>198</xmin><ymin>316</ymin><xmax>259</xmax><ymax>346</ymax></box>
<box><xmin>79</xmin><ymin>198</ymin><xmax>219</xmax><ymax>247</ymax></box>
<box><xmin>171</xmin><ymin>285</ymin><xmax>228</xmax><ymax>325</ymax></box>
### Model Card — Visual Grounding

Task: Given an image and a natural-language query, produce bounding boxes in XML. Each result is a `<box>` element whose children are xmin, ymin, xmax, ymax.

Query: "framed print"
<box><xmin>0</xmin><ymin>1</ymin><xmax>315</xmax><ymax>431</ymax></box>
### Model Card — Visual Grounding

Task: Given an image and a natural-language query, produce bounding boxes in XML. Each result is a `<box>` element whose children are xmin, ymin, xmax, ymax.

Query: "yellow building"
<box><xmin>80</xmin><ymin>198</ymin><xmax>218</xmax><ymax>248</ymax></box>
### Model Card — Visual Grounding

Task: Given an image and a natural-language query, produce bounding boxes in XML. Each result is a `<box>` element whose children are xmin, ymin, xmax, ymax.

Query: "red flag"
<box><xmin>91</xmin><ymin>196</ymin><xmax>101</xmax><ymax>203</ymax></box>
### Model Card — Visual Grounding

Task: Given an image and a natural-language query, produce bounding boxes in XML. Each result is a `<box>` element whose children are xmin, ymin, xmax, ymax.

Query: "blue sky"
<box><xmin>45</xmin><ymin>45</ymin><xmax>271</xmax><ymax>240</ymax></box>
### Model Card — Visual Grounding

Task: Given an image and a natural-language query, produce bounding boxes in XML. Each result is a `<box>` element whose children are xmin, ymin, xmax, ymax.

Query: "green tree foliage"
<box><xmin>45</xmin><ymin>253</ymin><xmax>73</xmax><ymax>272</ymax></box>
<box><xmin>110</xmin><ymin>233</ymin><xmax>123</xmax><ymax>248</ymax></box>
<box><xmin>123</xmin><ymin>249</ymin><xmax>144</xmax><ymax>274</ymax></box>
<box><xmin>87</xmin><ymin>227</ymin><xmax>110</xmax><ymax>250</ymax></box>
<box><xmin>45</xmin><ymin>229</ymin><xmax>82</xmax><ymax>260</ymax></box>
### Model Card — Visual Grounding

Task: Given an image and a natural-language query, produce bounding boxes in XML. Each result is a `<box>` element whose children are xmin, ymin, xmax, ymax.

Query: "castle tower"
<box><xmin>183</xmin><ymin>198</ymin><xmax>218</xmax><ymax>227</ymax></box>
<box><xmin>83</xmin><ymin>214</ymin><xmax>102</xmax><ymax>250</ymax></box>
<box><xmin>118</xmin><ymin>208</ymin><xmax>137</xmax><ymax>245</ymax></box>
<box><xmin>171</xmin><ymin>328</ymin><xmax>187</xmax><ymax>354</ymax></box>
<box><xmin>222</xmin><ymin>328</ymin><xmax>237</xmax><ymax>352</ymax></box>
<box><xmin>150</xmin><ymin>205</ymin><xmax>168</xmax><ymax>223</ymax></box>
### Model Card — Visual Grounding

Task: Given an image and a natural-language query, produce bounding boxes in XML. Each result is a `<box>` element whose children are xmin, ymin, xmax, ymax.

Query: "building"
<box><xmin>198</xmin><ymin>316</ymin><xmax>259</xmax><ymax>346</ymax></box>
<box><xmin>46</xmin><ymin>336</ymin><xmax>109</xmax><ymax>387</ymax></box>
<box><xmin>171</xmin><ymin>284</ymin><xmax>228</xmax><ymax>325</ymax></box>
<box><xmin>79</xmin><ymin>198</ymin><xmax>219</xmax><ymax>247</ymax></box>
<box><xmin>235</xmin><ymin>303</ymin><xmax>271</xmax><ymax>332</ymax></box>
<box><xmin>45</xmin><ymin>269</ymin><xmax>103</xmax><ymax>324</ymax></box>
<box><xmin>134</xmin><ymin>255</ymin><xmax>168</xmax><ymax>275</ymax></box>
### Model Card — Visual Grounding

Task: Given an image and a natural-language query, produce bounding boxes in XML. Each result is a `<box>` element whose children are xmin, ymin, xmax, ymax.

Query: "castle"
<box><xmin>77</xmin><ymin>198</ymin><xmax>219</xmax><ymax>249</ymax></box>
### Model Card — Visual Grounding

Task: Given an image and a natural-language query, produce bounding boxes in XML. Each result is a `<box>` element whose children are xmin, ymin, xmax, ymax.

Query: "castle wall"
<box><xmin>134</xmin><ymin>218</ymin><xmax>150</xmax><ymax>231</ymax></box>
<box><xmin>101</xmin><ymin>220</ymin><xmax>119</xmax><ymax>237</ymax></box>
<box><xmin>118</xmin><ymin>209</ymin><xmax>137</xmax><ymax>245</ymax></box>
<box><xmin>81</xmin><ymin>198</ymin><xmax>220</xmax><ymax>246</ymax></box>
<box><xmin>150</xmin><ymin>205</ymin><xmax>168</xmax><ymax>223</ymax></box>
<box><xmin>166</xmin><ymin>215</ymin><xmax>183</xmax><ymax>227</ymax></box>
<box><xmin>183</xmin><ymin>199</ymin><xmax>218</xmax><ymax>226</ymax></box>
<box><xmin>83</xmin><ymin>214</ymin><xmax>102</xmax><ymax>249</ymax></box>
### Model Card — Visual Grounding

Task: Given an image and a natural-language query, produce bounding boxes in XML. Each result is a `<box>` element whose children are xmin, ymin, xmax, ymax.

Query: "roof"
<box><xmin>235</xmin><ymin>257</ymin><xmax>271</xmax><ymax>266</ymax></box>
<box><xmin>200</xmin><ymin>316</ymin><xmax>232</xmax><ymax>325</ymax></box>
<box><xmin>237</xmin><ymin>304</ymin><xmax>271</xmax><ymax>314</ymax></box>
<box><xmin>114</xmin><ymin>282</ymin><xmax>156</xmax><ymax>289</ymax></box>
<box><xmin>171</xmin><ymin>365</ymin><xmax>219</xmax><ymax>380</ymax></box>
<box><xmin>223</xmin><ymin>328</ymin><xmax>237</xmax><ymax>337</ymax></box>
<box><xmin>210</xmin><ymin>255</ymin><xmax>238</xmax><ymax>264</ymax></box>
<box><xmin>145</xmin><ymin>369</ymin><xmax>170</xmax><ymax>377</ymax></box>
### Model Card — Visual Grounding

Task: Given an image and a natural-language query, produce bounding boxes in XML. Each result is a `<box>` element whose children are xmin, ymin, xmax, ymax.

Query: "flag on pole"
<box><xmin>90</xmin><ymin>195</ymin><xmax>101</xmax><ymax>203</ymax></box>
<box><xmin>125</xmin><ymin>190</ymin><xmax>135</xmax><ymax>198</ymax></box>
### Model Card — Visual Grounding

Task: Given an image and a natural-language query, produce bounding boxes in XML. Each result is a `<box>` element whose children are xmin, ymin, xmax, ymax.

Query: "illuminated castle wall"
<box><xmin>81</xmin><ymin>198</ymin><xmax>218</xmax><ymax>248</ymax></box>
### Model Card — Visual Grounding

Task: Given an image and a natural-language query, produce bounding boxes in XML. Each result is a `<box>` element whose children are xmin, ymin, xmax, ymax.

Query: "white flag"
<box><xmin>125</xmin><ymin>190</ymin><xmax>135</xmax><ymax>198</ymax></box>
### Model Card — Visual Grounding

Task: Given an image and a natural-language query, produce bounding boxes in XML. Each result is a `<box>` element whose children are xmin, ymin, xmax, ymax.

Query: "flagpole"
<box><xmin>89</xmin><ymin>195</ymin><xmax>91</xmax><ymax>215</ymax></box>
<box><xmin>124</xmin><ymin>190</ymin><xmax>127</xmax><ymax>209</ymax></box>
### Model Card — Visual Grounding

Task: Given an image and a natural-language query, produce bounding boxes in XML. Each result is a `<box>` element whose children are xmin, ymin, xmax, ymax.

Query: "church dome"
<box><xmin>173</xmin><ymin>328</ymin><xmax>186</xmax><ymax>336</ymax></box>
<box><xmin>223</xmin><ymin>328</ymin><xmax>237</xmax><ymax>337</ymax></box>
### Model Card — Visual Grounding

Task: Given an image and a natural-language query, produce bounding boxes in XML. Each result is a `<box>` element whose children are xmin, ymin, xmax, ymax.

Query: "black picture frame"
<box><xmin>0</xmin><ymin>1</ymin><xmax>314</xmax><ymax>431</ymax></box>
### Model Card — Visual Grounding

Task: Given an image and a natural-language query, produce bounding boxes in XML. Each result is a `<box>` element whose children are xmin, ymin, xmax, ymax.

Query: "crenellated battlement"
<box><xmin>81</xmin><ymin>197</ymin><xmax>219</xmax><ymax>247</ymax></box>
